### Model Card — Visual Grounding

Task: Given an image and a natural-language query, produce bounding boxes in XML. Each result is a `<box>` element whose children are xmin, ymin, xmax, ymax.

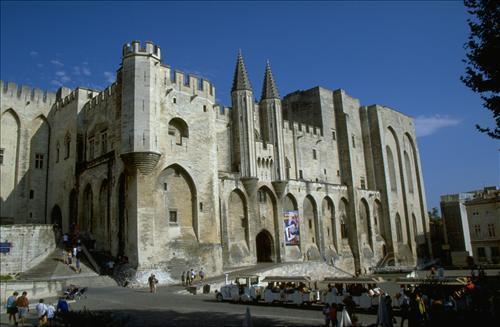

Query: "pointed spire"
<box><xmin>261</xmin><ymin>60</ymin><xmax>280</xmax><ymax>100</ymax></box>
<box><xmin>232</xmin><ymin>50</ymin><xmax>252</xmax><ymax>93</ymax></box>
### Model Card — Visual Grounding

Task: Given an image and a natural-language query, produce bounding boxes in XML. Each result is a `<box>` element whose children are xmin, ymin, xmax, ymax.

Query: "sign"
<box><xmin>283</xmin><ymin>211</ymin><xmax>300</xmax><ymax>246</ymax></box>
<box><xmin>0</xmin><ymin>242</ymin><xmax>12</xmax><ymax>254</ymax></box>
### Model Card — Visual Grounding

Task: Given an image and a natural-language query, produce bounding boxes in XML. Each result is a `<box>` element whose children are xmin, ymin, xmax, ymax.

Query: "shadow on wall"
<box><xmin>1</xmin><ymin>111</ymin><xmax>51</xmax><ymax>225</ymax></box>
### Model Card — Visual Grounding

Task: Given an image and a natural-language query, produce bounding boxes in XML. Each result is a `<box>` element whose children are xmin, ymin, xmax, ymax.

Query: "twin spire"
<box><xmin>231</xmin><ymin>50</ymin><xmax>280</xmax><ymax>100</ymax></box>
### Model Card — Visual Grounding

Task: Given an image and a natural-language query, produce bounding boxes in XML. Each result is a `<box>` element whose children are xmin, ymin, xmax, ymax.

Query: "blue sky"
<box><xmin>1</xmin><ymin>1</ymin><xmax>498</xmax><ymax>211</ymax></box>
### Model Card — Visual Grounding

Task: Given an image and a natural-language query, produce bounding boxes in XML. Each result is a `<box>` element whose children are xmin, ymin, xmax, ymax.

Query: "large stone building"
<box><xmin>0</xmin><ymin>41</ymin><xmax>431</xmax><ymax>278</ymax></box>
<box><xmin>440</xmin><ymin>186</ymin><xmax>500</xmax><ymax>265</ymax></box>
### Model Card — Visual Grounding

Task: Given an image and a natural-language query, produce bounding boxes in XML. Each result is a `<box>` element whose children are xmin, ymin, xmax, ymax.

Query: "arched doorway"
<box><xmin>51</xmin><ymin>205</ymin><xmax>62</xmax><ymax>228</ymax></box>
<box><xmin>256</xmin><ymin>230</ymin><xmax>274</xmax><ymax>262</ymax></box>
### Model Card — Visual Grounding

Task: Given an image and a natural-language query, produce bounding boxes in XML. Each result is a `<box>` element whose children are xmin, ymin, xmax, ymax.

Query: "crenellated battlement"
<box><xmin>83</xmin><ymin>83</ymin><xmax>118</xmax><ymax>113</ymax></box>
<box><xmin>215</xmin><ymin>104</ymin><xmax>231</xmax><ymax>121</ymax></box>
<box><xmin>122</xmin><ymin>40</ymin><xmax>161</xmax><ymax>60</ymax></box>
<box><xmin>282</xmin><ymin>119</ymin><xmax>323</xmax><ymax>138</ymax></box>
<box><xmin>1</xmin><ymin>80</ymin><xmax>56</xmax><ymax>105</ymax></box>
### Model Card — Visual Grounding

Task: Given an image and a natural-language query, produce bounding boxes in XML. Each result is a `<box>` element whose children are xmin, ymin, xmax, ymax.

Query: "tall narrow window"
<box><xmin>299</xmin><ymin>170</ymin><xmax>304</xmax><ymax>179</ymax></box>
<box><xmin>332</xmin><ymin>130</ymin><xmax>336</xmax><ymax>140</ymax></box>
<box><xmin>360</xmin><ymin>177</ymin><xmax>366</xmax><ymax>190</ymax></box>
<box><xmin>169</xmin><ymin>210</ymin><xmax>178</xmax><ymax>223</ymax></box>
<box><xmin>312</xmin><ymin>149</ymin><xmax>317</xmax><ymax>160</ymax></box>
<box><xmin>352</xmin><ymin>134</ymin><xmax>356</xmax><ymax>148</ymax></box>
<box><xmin>56</xmin><ymin>143</ymin><xmax>60</xmax><ymax>163</ymax></box>
<box><xmin>475</xmin><ymin>224</ymin><xmax>481</xmax><ymax>237</ymax></box>
<box><xmin>35</xmin><ymin>153</ymin><xmax>44</xmax><ymax>169</ymax></box>
<box><xmin>0</xmin><ymin>148</ymin><xmax>4</xmax><ymax>165</ymax></box>
<box><xmin>89</xmin><ymin>137</ymin><xmax>95</xmax><ymax>160</ymax></box>
<box><xmin>65</xmin><ymin>134</ymin><xmax>71</xmax><ymax>159</ymax></box>
<box><xmin>101</xmin><ymin>130</ymin><xmax>108</xmax><ymax>155</ymax></box>
<box><xmin>488</xmin><ymin>224</ymin><xmax>495</xmax><ymax>237</ymax></box>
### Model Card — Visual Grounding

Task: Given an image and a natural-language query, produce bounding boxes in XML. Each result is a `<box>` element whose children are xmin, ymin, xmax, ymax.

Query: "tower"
<box><xmin>259</xmin><ymin>61</ymin><xmax>286</xmax><ymax>186</ymax></box>
<box><xmin>231</xmin><ymin>51</ymin><xmax>257</xmax><ymax>179</ymax></box>
<box><xmin>120</xmin><ymin>40</ymin><xmax>162</xmax><ymax>174</ymax></box>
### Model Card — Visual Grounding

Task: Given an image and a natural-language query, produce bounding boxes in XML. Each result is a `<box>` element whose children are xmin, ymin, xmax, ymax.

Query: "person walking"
<box><xmin>190</xmin><ymin>269</ymin><xmax>196</xmax><ymax>283</ymax></box>
<box><xmin>186</xmin><ymin>270</ymin><xmax>192</xmax><ymax>285</ymax></box>
<box><xmin>5</xmin><ymin>291</ymin><xmax>18</xmax><ymax>325</ymax></box>
<box><xmin>199</xmin><ymin>268</ymin><xmax>205</xmax><ymax>281</ymax></box>
<box><xmin>148</xmin><ymin>273</ymin><xmax>158</xmax><ymax>293</ymax></box>
<box><xmin>16</xmin><ymin>291</ymin><xmax>29</xmax><ymax>327</ymax></box>
<box><xmin>322</xmin><ymin>303</ymin><xmax>332</xmax><ymax>327</ymax></box>
<box><xmin>36</xmin><ymin>299</ymin><xmax>48</xmax><ymax>326</ymax></box>
<box><xmin>75</xmin><ymin>249</ymin><xmax>82</xmax><ymax>273</ymax></box>
<box><xmin>181</xmin><ymin>271</ymin><xmax>185</xmax><ymax>286</ymax></box>
<box><xmin>46</xmin><ymin>302</ymin><xmax>55</xmax><ymax>326</ymax></box>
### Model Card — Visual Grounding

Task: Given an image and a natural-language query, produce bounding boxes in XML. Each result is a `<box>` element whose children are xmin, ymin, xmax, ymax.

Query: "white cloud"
<box><xmin>29</xmin><ymin>51</ymin><xmax>38</xmax><ymax>57</ymax></box>
<box><xmin>37</xmin><ymin>63</ymin><xmax>44</xmax><ymax>68</ymax></box>
<box><xmin>82</xmin><ymin>67</ymin><xmax>91</xmax><ymax>76</ymax></box>
<box><xmin>82</xmin><ymin>61</ymin><xmax>88</xmax><ymax>65</ymax></box>
<box><xmin>51</xmin><ymin>80</ymin><xmax>63</xmax><ymax>87</ymax></box>
<box><xmin>104</xmin><ymin>71</ymin><xmax>115</xmax><ymax>83</ymax></box>
<box><xmin>55</xmin><ymin>71</ymin><xmax>66</xmax><ymax>77</ymax></box>
<box><xmin>73</xmin><ymin>66</ymin><xmax>81</xmax><ymax>76</ymax></box>
<box><xmin>414</xmin><ymin>115</ymin><xmax>461</xmax><ymax>137</ymax></box>
<box><xmin>61</xmin><ymin>76</ymin><xmax>71</xmax><ymax>82</ymax></box>
<box><xmin>50</xmin><ymin>60</ymin><xmax>64</xmax><ymax>66</ymax></box>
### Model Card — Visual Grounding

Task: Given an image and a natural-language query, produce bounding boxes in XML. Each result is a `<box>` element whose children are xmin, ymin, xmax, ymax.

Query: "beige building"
<box><xmin>0</xmin><ymin>40</ymin><xmax>431</xmax><ymax>279</ymax></box>
<box><xmin>465</xmin><ymin>187</ymin><xmax>500</xmax><ymax>264</ymax></box>
<box><xmin>440</xmin><ymin>186</ymin><xmax>499</xmax><ymax>265</ymax></box>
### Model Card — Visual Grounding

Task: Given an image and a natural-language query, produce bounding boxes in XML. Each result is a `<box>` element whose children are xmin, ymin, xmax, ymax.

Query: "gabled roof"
<box><xmin>261</xmin><ymin>61</ymin><xmax>279</xmax><ymax>100</ymax></box>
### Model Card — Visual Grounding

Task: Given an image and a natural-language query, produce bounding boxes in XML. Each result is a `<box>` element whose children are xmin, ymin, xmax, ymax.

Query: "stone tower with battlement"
<box><xmin>0</xmin><ymin>40</ymin><xmax>431</xmax><ymax>282</ymax></box>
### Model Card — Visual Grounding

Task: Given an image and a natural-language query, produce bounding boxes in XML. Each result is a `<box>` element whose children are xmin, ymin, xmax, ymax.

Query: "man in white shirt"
<box><xmin>36</xmin><ymin>298</ymin><xmax>47</xmax><ymax>326</ymax></box>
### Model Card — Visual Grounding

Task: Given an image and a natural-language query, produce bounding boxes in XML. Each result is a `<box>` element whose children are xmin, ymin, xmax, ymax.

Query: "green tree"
<box><xmin>428</xmin><ymin>207</ymin><xmax>441</xmax><ymax>220</ymax></box>
<box><xmin>461</xmin><ymin>0</ymin><xmax>500</xmax><ymax>139</ymax></box>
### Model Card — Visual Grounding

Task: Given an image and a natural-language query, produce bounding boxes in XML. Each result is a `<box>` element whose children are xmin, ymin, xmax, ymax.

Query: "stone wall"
<box><xmin>0</xmin><ymin>224</ymin><xmax>56</xmax><ymax>274</ymax></box>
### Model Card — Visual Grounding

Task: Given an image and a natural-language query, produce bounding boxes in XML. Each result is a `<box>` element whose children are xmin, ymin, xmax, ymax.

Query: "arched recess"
<box><xmin>404</xmin><ymin>133</ymin><xmax>428</xmax><ymax>242</ymax></box>
<box><xmin>99</xmin><ymin>179</ymin><xmax>110</xmax><ymax>248</ymax></box>
<box><xmin>303</xmin><ymin>195</ymin><xmax>319</xmax><ymax>246</ymax></box>
<box><xmin>160</xmin><ymin>164</ymin><xmax>198</xmax><ymax>239</ymax></box>
<box><xmin>257</xmin><ymin>186</ymin><xmax>278</xmax><ymax>242</ymax></box>
<box><xmin>339</xmin><ymin>198</ymin><xmax>349</xmax><ymax>241</ymax></box>
<box><xmin>322</xmin><ymin>197</ymin><xmax>337</xmax><ymax>250</ymax></box>
<box><xmin>283</xmin><ymin>193</ymin><xmax>298</xmax><ymax>211</ymax></box>
<box><xmin>51</xmin><ymin>205</ymin><xmax>62</xmax><ymax>227</ymax></box>
<box><xmin>386</xmin><ymin>146</ymin><xmax>397</xmax><ymax>192</ymax></box>
<box><xmin>0</xmin><ymin>109</ymin><xmax>20</xmax><ymax>219</ymax></box>
<box><xmin>168</xmin><ymin>117</ymin><xmax>189</xmax><ymax>145</ymax></box>
<box><xmin>228</xmin><ymin>189</ymin><xmax>249</xmax><ymax>247</ymax></box>
<box><xmin>359</xmin><ymin>198</ymin><xmax>372</xmax><ymax>249</ymax></box>
<box><xmin>83</xmin><ymin>184</ymin><xmax>93</xmax><ymax>233</ymax></box>
<box><xmin>404</xmin><ymin>151</ymin><xmax>414</xmax><ymax>194</ymax></box>
<box><xmin>395</xmin><ymin>213</ymin><xmax>403</xmax><ymax>243</ymax></box>
<box><xmin>29</xmin><ymin>115</ymin><xmax>50</xmax><ymax>223</ymax></box>
<box><xmin>117</xmin><ymin>174</ymin><xmax>126</xmax><ymax>256</ymax></box>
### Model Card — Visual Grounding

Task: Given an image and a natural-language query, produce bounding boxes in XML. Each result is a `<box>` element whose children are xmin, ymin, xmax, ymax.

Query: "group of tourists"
<box><xmin>4</xmin><ymin>291</ymin><xmax>70</xmax><ymax>326</ymax></box>
<box><xmin>61</xmin><ymin>225</ymin><xmax>85</xmax><ymax>274</ymax></box>
<box><xmin>181</xmin><ymin>268</ymin><xmax>206</xmax><ymax>286</ymax></box>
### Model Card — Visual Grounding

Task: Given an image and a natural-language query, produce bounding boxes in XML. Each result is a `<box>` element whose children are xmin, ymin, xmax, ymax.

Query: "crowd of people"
<box><xmin>181</xmin><ymin>268</ymin><xmax>206</xmax><ymax>286</ymax></box>
<box><xmin>4</xmin><ymin>291</ymin><xmax>70</xmax><ymax>326</ymax></box>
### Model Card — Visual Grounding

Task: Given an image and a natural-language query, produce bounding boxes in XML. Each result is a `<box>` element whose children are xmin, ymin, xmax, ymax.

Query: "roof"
<box><xmin>394</xmin><ymin>277</ymin><xmax>467</xmax><ymax>286</ymax></box>
<box><xmin>261</xmin><ymin>61</ymin><xmax>279</xmax><ymax>100</ymax></box>
<box><xmin>231</xmin><ymin>50</ymin><xmax>252</xmax><ymax>92</ymax></box>
<box><xmin>322</xmin><ymin>277</ymin><xmax>379</xmax><ymax>283</ymax></box>
<box><xmin>262</xmin><ymin>276</ymin><xmax>312</xmax><ymax>282</ymax></box>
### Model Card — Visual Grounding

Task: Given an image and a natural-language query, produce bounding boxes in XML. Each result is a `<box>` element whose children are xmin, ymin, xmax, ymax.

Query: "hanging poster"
<box><xmin>283</xmin><ymin>211</ymin><xmax>300</xmax><ymax>245</ymax></box>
